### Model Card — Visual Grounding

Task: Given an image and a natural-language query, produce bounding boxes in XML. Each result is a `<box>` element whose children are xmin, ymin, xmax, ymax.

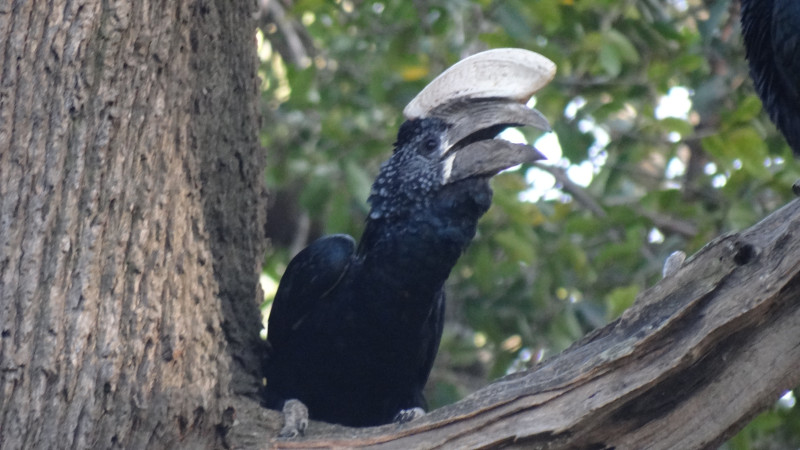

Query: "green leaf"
<box><xmin>605</xmin><ymin>285</ymin><xmax>639</xmax><ymax>320</ymax></box>
<box><xmin>343</xmin><ymin>161</ymin><xmax>372</xmax><ymax>206</ymax></box>
<box><xmin>599</xmin><ymin>43</ymin><xmax>622</xmax><ymax>77</ymax></box>
<box><xmin>606</xmin><ymin>29</ymin><xmax>640</xmax><ymax>64</ymax></box>
<box><xmin>493</xmin><ymin>230</ymin><xmax>536</xmax><ymax>264</ymax></box>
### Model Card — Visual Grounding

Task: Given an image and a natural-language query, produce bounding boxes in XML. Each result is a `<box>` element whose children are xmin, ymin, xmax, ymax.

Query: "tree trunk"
<box><xmin>0</xmin><ymin>0</ymin><xmax>263</xmax><ymax>448</ymax></box>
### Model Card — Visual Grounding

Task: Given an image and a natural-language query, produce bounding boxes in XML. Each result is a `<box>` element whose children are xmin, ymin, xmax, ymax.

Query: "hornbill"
<box><xmin>264</xmin><ymin>48</ymin><xmax>556</xmax><ymax>435</ymax></box>
<box><xmin>740</xmin><ymin>0</ymin><xmax>800</xmax><ymax>157</ymax></box>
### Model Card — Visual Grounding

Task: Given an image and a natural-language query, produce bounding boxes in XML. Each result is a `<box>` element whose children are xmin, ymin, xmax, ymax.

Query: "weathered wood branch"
<box><xmin>232</xmin><ymin>198</ymin><xmax>800</xmax><ymax>449</ymax></box>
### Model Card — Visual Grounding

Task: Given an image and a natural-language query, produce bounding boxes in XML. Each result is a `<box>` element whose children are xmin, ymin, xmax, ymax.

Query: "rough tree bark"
<box><xmin>3</xmin><ymin>0</ymin><xmax>800</xmax><ymax>449</ymax></box>
<box><xmin>0</xmin><ymin>0</ymin><xmax>263</xmax><ymax>448</ymax></box>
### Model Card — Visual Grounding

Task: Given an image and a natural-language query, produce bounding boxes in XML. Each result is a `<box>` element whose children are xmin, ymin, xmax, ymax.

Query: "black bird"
<box><xmin>264</xmin><ymin>49</ymin><xmax>556</xmax><ymax>434</ymax></box>
<box><xmin>740</xmin><ymin>0</ymin><xmax>800</xmax><ymax>156</ymax></box>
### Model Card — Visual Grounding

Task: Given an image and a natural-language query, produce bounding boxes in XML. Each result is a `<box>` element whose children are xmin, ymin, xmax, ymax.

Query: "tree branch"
<box><xmin>234</xmin><ymin>198</ymin><xmax>800</xmax><ymax>449</ymax></box>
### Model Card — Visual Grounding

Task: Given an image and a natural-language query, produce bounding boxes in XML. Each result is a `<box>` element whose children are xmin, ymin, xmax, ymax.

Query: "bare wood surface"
<box><xmin>240</xmin><ymin>198</ymin><xmax>800</xmax><ymax>449</ymax></box>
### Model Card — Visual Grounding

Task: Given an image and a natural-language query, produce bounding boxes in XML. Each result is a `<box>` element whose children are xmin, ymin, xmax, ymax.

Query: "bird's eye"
<box><xmin>423</xmin><ymin>137</ymin><xmax>438</xmax><ymax>153</ymax></box>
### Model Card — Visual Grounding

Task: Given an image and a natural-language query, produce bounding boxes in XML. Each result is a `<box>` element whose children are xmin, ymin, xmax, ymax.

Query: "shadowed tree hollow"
<box><xmin>1</xmin><ymin>1</ymin><xmax>799</xmax><ymax>449</ymax></box>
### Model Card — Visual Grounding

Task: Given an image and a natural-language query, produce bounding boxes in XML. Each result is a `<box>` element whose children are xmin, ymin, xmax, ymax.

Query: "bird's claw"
<box><xmin>277</xmin><ymin>427</ymin><xmax>303</xmax><ymax>439</ymax></box>
<box><xmin>394</xmin><ymin>407</ymin><xmax>425</xmax><ymax>425</ymax></box>
<box><xmin>278</xmin><ymin>399</ymin><xmax>309</xmax><ymax>438</ymax></box>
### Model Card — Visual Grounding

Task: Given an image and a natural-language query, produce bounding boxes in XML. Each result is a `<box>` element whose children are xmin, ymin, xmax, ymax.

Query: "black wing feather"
<box><xmin>266</xmin><ymin>234</ymin><xmax>356</xmax><ymax>351</ymax></box>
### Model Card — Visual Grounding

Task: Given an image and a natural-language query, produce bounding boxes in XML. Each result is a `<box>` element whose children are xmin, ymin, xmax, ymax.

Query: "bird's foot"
<box><xmin>278</xmin><ymin>399</ymin><xmax>309</xmax><ymax>438</ymax></box>
<box><xmin>662</xmin><ymin>251</ymin><xmax>686</xmax><ymax>278</ymax></box>
<box><xmin>793</xmin><ymin>179</ymin><xmax>800</xmax><ymax>197</ymax></box>
<box><xmin>393</xmin><ymin>407</ymin><xmax>425</xmax><ymax>425</ymax></box>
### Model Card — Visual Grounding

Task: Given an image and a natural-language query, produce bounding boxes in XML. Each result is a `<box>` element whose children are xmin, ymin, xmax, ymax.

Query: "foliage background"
<box><xmin>256</xmin><ymin>0</ymin><xmax>800</xmax><ymax>446</ymax></box>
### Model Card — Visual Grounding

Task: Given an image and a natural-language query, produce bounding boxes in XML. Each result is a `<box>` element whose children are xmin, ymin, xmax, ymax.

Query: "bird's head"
<box><xmin>368</xmin><ymin>48</ymin><xmax>556</xmax><ymax>220</ymax></box>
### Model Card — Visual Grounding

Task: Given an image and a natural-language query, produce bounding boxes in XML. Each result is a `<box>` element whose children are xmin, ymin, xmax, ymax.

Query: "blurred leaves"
<box><xmin>258</xmin><ymin>0</ymin><xmax>800</xmax><ymax>445</ymax></box>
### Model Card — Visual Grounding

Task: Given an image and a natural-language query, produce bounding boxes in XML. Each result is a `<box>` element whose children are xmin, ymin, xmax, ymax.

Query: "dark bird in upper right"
<box><xmin>740</xmin><ymin>0</ymin><xmax>800</xmax><ymax>160</ymax></box>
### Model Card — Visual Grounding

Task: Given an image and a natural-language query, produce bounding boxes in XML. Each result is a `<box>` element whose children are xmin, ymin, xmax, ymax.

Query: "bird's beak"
<box><xmin>403</xmin><ymin>48</ymin><xmax>556</xmax><ymax>184</ymax></box>
<box><xmin>434</xmin><ymin>99</ymin><xmax>549</xmax><ymax>184</ymax></box>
